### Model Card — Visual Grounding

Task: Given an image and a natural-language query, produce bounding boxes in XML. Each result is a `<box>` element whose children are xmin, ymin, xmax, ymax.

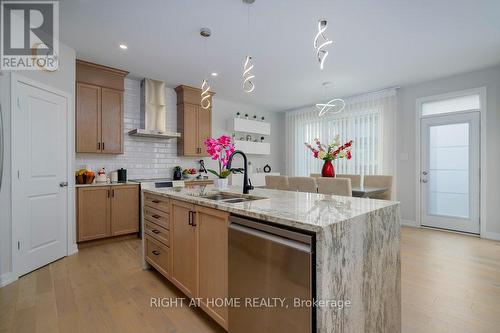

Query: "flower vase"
<box><xmin>321</xmin><ymin>160</ymin><xmax>335</xmax><ymax>177</ymax></box>
<box><xmin>214</xmin><ymin>178</ymin><xmax>228</xmax><ymax>191</ymax></box>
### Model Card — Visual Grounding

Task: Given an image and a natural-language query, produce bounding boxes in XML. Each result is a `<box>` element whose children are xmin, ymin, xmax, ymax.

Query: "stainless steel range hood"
<box><xmin>128</xmin><ymin>78</ymin><xmax>181</xmax><ymax>139</ymax></box>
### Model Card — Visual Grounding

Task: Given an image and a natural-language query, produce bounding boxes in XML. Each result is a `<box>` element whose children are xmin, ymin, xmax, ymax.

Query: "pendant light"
<box><xmin>316</xmin><ymin>82</ymin><xmax>345</xmax><ymax>117</ymax></box>
<box><xmin>200</xmin><ymin>27</ymin><xmax>212</xmax><ymax>109</ymax></box>
<box><xmin>313</xmin><ymin>19</ymin><xmax>333</xmax><ymax>70</ymax></box>
<box><xmin>242</xmin><ymin>0</ymin><xmax>255</xmax><ymax>93</ymax></box>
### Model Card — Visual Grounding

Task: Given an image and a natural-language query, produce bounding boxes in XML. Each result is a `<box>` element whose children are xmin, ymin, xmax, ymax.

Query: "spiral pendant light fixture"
<box><xmin>313</xmin><ymin>19</ymin><xmax>333</xmax><ymax>70</ymax></box>
<box><xmin>242</xmin><ymin>0</ymin><xmax>255</xmax><ymax>93</ymax></box>
<box><xmin>316</xmin><ymin>82</ymin><xmax>345</xmax><ymax>117</ymax></box>
<box><xmin>200</xmin><ymin>27</ymin><xmax>212</xmax><ymax>109</ymax></box>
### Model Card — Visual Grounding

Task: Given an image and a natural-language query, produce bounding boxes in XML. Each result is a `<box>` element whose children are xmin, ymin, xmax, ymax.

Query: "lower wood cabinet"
<box><xmin>146</xmin><ymin>197</ymin><xmax>229</xmax><ymax>330</ymax></box>
<box><xmin>77</xmin><ymin>184</ymin><xmax>139</xmax><ymax>242</ymax></box>
<box><xmin>170</xmin><ymin>200</ymin><xmax>198</xmax><ymax>298</ymax></box>
<box><xmin>197</xmin><ymin>206</ymin><xmax>229</xmax><ymax>329</ymax></box>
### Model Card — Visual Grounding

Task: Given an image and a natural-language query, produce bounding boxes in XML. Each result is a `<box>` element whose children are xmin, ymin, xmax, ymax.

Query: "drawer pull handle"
<box><xmin>152</xmin><ymin>199</ymin><xmax>160</xmax><ymax>203</ymax></box>
<box><xmin>152</xmin><ymin>214</ymin><xmax>161</xmax><ymax>219</ymax></box>
<box><xmin>152</xmin><ymin>229</ymin><xmax>160</xmax><ymax>234</ymax></box>
<box><xmin>152</xmin><ymin>250</ymin><xmax>160</xmax><ymax>256</ymax></box>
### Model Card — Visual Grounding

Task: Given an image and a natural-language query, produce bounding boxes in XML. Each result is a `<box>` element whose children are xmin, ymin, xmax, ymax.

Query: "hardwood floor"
<box><xmin>1</xmin><ymin>226</ymin><xmax>499</xmax><ymax>332</ymax></box>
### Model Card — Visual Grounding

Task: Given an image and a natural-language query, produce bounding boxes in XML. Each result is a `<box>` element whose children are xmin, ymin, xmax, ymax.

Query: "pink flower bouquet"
<box><xmin>203</xmin><ymin>135</ymin><xmax>235</xmax><ymax>179</ymax></box>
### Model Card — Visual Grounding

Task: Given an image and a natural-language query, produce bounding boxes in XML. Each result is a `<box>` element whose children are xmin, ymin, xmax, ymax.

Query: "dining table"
<box><xmin>351</xmin><ymin>186</ymin><xmax>388</xmax><ymax>198</ymax></box>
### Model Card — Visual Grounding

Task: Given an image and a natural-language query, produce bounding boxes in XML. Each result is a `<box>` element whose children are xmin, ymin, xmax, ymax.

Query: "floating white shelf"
<box><xmin>234</xmin><ymin>140</ymin><xmax>270</xmax><ymax>155</ymax></box>
<box><xmin>228</xmin><ymin>118</ymin><xmax>271</xmax><ymax>136</ymax></box>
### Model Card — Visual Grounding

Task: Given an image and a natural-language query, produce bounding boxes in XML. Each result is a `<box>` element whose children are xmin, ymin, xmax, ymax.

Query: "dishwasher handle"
<box><xmin>229</xmin><ymin>222</ymin><xmax>311</xmax><ymax>253</ymax></box>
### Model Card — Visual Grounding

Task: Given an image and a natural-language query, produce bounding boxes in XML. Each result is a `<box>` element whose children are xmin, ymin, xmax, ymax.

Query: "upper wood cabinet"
<box><xmin>175</xmin><ymin>85</ymin><xmax>213</xmax><ymax>157</ymax></box>
<box><xmin>76</xmin><ymin>60</ymin><xmax>128</xmax><ymax>154</ymax></box>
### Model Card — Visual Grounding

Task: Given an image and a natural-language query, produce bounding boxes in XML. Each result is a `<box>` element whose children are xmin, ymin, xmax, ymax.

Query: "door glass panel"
<box><xmin>422</xmin><ymin>94</ymin><xmax>480</xmax><ymax>116</ymax></box>
<box><xmin>427</xmin><ymin>123</ymin><xmax>469</xmax><ymax>219</ymax></box>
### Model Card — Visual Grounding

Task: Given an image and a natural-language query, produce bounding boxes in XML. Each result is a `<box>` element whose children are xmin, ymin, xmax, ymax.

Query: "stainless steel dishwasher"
<box><xmin>228</xmin><ymin>215</ymin><xmax>314</xmax><ymax>333</ymax></box>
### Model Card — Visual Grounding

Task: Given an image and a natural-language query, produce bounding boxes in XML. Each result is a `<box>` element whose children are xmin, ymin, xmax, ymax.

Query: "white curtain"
<box><xmin>285</xmin><ymin>88</ymin><xmax>397</xmax><ymax>178</ymax></box>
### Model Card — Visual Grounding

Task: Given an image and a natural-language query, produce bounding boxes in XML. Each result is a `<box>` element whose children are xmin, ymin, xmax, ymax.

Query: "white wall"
<box><xmin>76</xmin><ymin>78</ymin><xmax>285</xmax><ymax>178</ymax></box>
<box><xmin>396</xmin><ymin>65</ymin><xmax>500</xmax><ymax>238</ymax></box>
<box><xmin>0</xmin><ymin>43</ymin><xmax>76</xmax><ymax>285</ymax></box>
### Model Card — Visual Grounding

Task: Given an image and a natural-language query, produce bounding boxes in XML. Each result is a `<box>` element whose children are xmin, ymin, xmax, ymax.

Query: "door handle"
<box><xmin>111</xmin><ymin>189</ymin><xmax>114</xmax><ymax>197</ymax></box>
<box><xmin>59</xmin><ymin>181</ymin><xmax>68</xmax><ymax>187</ymax></box>
<box><xmin>152</xmin><ymin>229</ymin><xmax>160</xmax><ymax>234</ymax></box>
<box><xmin>152</xmin><ymin>214</ymin><xmax>161</xmax><ymax>219</ymax></box>
<box><xmin>102</xmin><ymin>142</ymin><xmax>105</xmax><ymax>150</ymax></box>
<box><xmin>422</xmin><ymin>179</ymin><xmax>428</xmax><ymax>183</ymax></box>
<box><xmin>152</xmin><ymin>250</ymin><xmax>160</xmax><ymax>256</ymax></box>
<box><xmin>189</xmin><ymin>211</ymin><xmax>197</xmax><ymax>226</ymax></box>
<box><xmin>98</xmin><ymin>142</ymin><xmax>101</xmax><ymax>150</ymax></box>
<box><xmin>422</xmin><ymin>171</ymin><xmax>428</xmax><ymax>175</ymax></box>
<box><xmin>152</xmin><ymin>199</ymin><xmax>160</xmax><ymax>203</ymax></box>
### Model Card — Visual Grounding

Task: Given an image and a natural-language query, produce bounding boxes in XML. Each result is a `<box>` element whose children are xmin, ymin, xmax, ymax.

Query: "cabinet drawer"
<box><xmin>145</xmin><ymin>220</ymin><xmax>169</xmax><ymax>246</ymax></box>
<box><xmin>144</xmin><ymin>193</ymin><xmax>169</xmax><ymax>213</ymax></box>
<box><xmin>145</xmin><ymin>235</ymin><xmax>170</xmax><ymax>278</ymax></box>
<box><xmin>144</xmin><ymin>206</ymin><xmax>169</xmax><ymax>229</ymax></box>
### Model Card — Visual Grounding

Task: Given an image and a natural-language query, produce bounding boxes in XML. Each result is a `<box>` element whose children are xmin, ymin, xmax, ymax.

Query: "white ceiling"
<box><xmin>61</xmin><ymin>0</ymin><xmax>500</xmax><ymax>111</ymax></box>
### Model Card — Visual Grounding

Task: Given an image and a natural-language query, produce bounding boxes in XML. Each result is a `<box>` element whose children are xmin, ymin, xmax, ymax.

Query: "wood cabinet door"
<box><xmin>182</xmin><ymin>103</ymin><xmax>199</xmax><ymax>156</ymax></box>
<box><xmin>170</xmin><ymin>200</ymin><xmax>197</xmax><ymax>298</ymax></box>
<box><xmin>110</xmin><ymin>185</ymin><xmax>139</xmax><ymax>236</ymax></box>
<box><xmin>101</xmin><ymin>88</ymin><xmax>123</xmax><ymax>154</ymax></box>
<box><xmin>77</xmin><ymin>186</ymin><xmax>110</xmax><ymax>241</ymax></box>
<box><xmin>76</xmin><ymin>83</ymin><xmax>101</xmax><ymax>153</ymax></box>
<box><xmin>197</xmin><ymin>106</ymin><xmax>211</xmax><ymax>157</ymax></box>
<box><xmin>197</xmin><ymin>206</ymin><xmax>229</xmax><ymax>329</ymax></box>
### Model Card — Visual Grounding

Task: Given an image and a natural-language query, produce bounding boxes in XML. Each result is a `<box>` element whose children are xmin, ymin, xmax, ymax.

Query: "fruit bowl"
<box><xmin>75</xmin><ymin>169</ymin><xmax>95</xmax><ymax>184</ymax></box>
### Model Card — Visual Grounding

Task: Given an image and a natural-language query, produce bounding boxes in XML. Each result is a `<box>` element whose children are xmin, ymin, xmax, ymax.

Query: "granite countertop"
<box><xmin>142</xmin><ymin>185</ymin><xmax>399</xmax><ymax>232</ymax></box>
<box><xmin>75</xmin><ymin>181</ymin><xmax>139</xmax><ymax>188</ymax></box>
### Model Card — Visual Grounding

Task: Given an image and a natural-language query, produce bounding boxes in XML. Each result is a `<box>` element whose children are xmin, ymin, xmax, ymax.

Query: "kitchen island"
<box><xmin>141</xmin><ymin>185</ymin><xmax>400</xmax><ymax>333</ymax></box>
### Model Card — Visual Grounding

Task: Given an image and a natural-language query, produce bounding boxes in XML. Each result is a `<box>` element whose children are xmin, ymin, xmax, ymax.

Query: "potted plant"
<box><xmin>305</xmin><ymin>135</ymin><xmax>353</xmax><ymax>177</ymax></box>
<box><xmin>173</xmin><ymin>166</ymin><xmax>182</xmax><ymax>180</ymax></box>
<box><xmin>203</xmin><ymin>135</ymin><xmax>235</xmax><ymax>190</ymax></box>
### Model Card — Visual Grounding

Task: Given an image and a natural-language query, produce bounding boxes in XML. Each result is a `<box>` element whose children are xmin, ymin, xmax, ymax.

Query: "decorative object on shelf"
<box><xmin>242</xmin><ymin>0</ymin><xmax>256</xmax><ymax>93</ymax></box>
<box><xmin>173</xmin><ymin>166</ymin><xmax>182</xmax><ymax>180</ymax></box>
<box><xmin>236</xmin><ymin>112</ymin><xmax>241</xmax><ymax>118</ymax></box>
<box><xmin>261</xmin><ymin>116</ymin><xmax>265</xmax><ymax>121</ymax></box>
<box><xmin>244</xmin><ymin>113</ymin><xmax>249</xmax><ymax>119</ymax></box>
<box><xmin>316</xmin><ymin>82</ymin><xmax>345</xmax><ymax>117</ymax></box>
<box><xmin>182</xmin><ymin>168</ymin><xmax>197</xmax><ymax>179</ymax></box>
<box><xmin>263</xmin><ymin>164</ymin><xmax>271</xmax><ymax>173</ymax></box>
<box><xmin>200</xmin><ymin>27</ymin><xmax>212</xmax><ymax>110</ymax></box>
<box><xmin>253</xmin><ymin>115</ymin><xmax>257</xmax><ymax>120</ymax></box>
<box><xmin>305</xmin><ymin>135</ymin><xmax>353</xmax><ymax>177</ymax></box>
<box><xmin>75</xmin><ymin>168</ymin><xmax>95</xmax><ymax>184</ymax></box>
<box><xmin>260</xmin><ymin>136</ymin><xmax>264</xmax><ymax>142</ymax></box>
<box><xmin>203</xmin><ymin>135</ymin><xmax>236</xmax><ymax>190</ymax></box>
<box><xmin>313</xmin><ymin>19</ymin><xmax>333</xmax><ymax>70</ymax></box>
<box><xmin>246</xmin><ymin>134</ymin><xmax>252</xmax><ymax>141</ymax></box>
<box><xmin>253</xmin><ymin>138</ymin><xmax>258</xmax><ymax>142</ymax></box>
<box><xmin>96</xmin><ymin>168</ymin><xmax>107</xmax><ymax>183</ymax></box>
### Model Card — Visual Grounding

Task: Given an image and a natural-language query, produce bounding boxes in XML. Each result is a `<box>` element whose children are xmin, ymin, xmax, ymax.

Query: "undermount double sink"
<box><xmin>199</xmin><ymin>192</ymin><xmax>267</xmax><ymax>204</ymax></box>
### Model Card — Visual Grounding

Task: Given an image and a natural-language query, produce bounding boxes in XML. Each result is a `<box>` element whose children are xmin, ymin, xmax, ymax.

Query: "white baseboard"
<box><xmin>482</xmin><ymin>231</ymin><xmax>500</xmax><ymax>241</ymax></box>
<box><xmin>0</xmin><ymin>272</ymin><xmax>17</xmax><ymax>288</ymax></box>
<box><xmin>68</xmin><ymin>243</ymin><xmax>78</xmax><ymax>256</ymax></box>
<box><xmin>401</xmin><ymin>219</ymin><xmax>418</xmax><ymax>227</ymax></box>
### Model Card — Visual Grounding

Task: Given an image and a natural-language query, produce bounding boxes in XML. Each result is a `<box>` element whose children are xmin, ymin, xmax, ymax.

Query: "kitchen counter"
<box><xmin>142</xmin><ymin>185</ymin><xmax>401</xmax><ymax>332</ymax></box>
<box><xmin>75</xmin><ymin>181</ymin><xmax>139</xmax><ymax>187</ymax></box>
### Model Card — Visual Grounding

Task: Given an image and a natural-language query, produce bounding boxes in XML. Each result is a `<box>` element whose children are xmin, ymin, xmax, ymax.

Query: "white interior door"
<box><xmin>420</xmin><ymin>112</ymin><xmax>480</xmax><ymax>234</ymax></box>
<box><xmin>13</xmin><ymin>79</ymin><xmax>68</xmax><ymax>276</ymax></box>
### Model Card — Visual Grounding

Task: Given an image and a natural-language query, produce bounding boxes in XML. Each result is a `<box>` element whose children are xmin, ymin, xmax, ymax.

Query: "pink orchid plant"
<box><xmin>203</xmin><ymin>135</ymin><xmax>235</xmax><ymax>179</ymax></box>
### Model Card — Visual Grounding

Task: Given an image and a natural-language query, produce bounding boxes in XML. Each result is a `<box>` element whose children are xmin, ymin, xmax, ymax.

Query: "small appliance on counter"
<box><xmin>117</xmin><ymin>168</ymin><xmax>127</xmax><ymax>183</ymax></box>
<box><xmin>95</xmin><ymin>168</ymin><xmax>107</xmax><ymax>183</ymax></box>
<box><xmin>110</xmin><ymin>170</ymin><xmax>118</xmax><ymax>183</ymax></box>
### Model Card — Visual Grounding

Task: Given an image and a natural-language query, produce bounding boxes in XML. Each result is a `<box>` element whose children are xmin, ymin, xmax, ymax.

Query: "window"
<box><xmin>421</xmin><ymin>94</ymin><xmax>480</xmax><ymax>116</ymax></box>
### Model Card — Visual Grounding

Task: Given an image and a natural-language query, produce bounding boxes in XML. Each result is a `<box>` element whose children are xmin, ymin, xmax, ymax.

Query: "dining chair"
<box><xmin>264</xmin><ymin>175</ymin><xmax>290</xmax><ymax>190</ymax></box>
<box><xmin>310</xmin><ymin>173</ymin><xmax>321</xmax><ymax>179</ymax></box>
<box><xmin>335</xmin><ymin>174</ymin><xmax>361</xmax><ymax>188</ymax></box>
<box><xmin>316</xmin><ymin>178</ymin><xmax>352</xmax><ymax>196</ymax></box>
<box><xmin>288</xmin><ymin>177</ymin><xmax>318</xmax><ymax>193</ymax></box>
<box><xmin>363</xmin><ymin>175</ymin><xmax>393</xmax><ymax>200</ymax></box>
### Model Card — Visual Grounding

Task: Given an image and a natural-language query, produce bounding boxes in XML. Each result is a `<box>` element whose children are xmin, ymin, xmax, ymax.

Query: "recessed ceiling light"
<box><xmin>119</xmin><ymin>44</ymin><xmax>128</xmax><ymax>50</ymax></box>
<box><xmin>211</xmin><ymin>72</ymin><xmax>218</xmax><ymax>77</ymax></box>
